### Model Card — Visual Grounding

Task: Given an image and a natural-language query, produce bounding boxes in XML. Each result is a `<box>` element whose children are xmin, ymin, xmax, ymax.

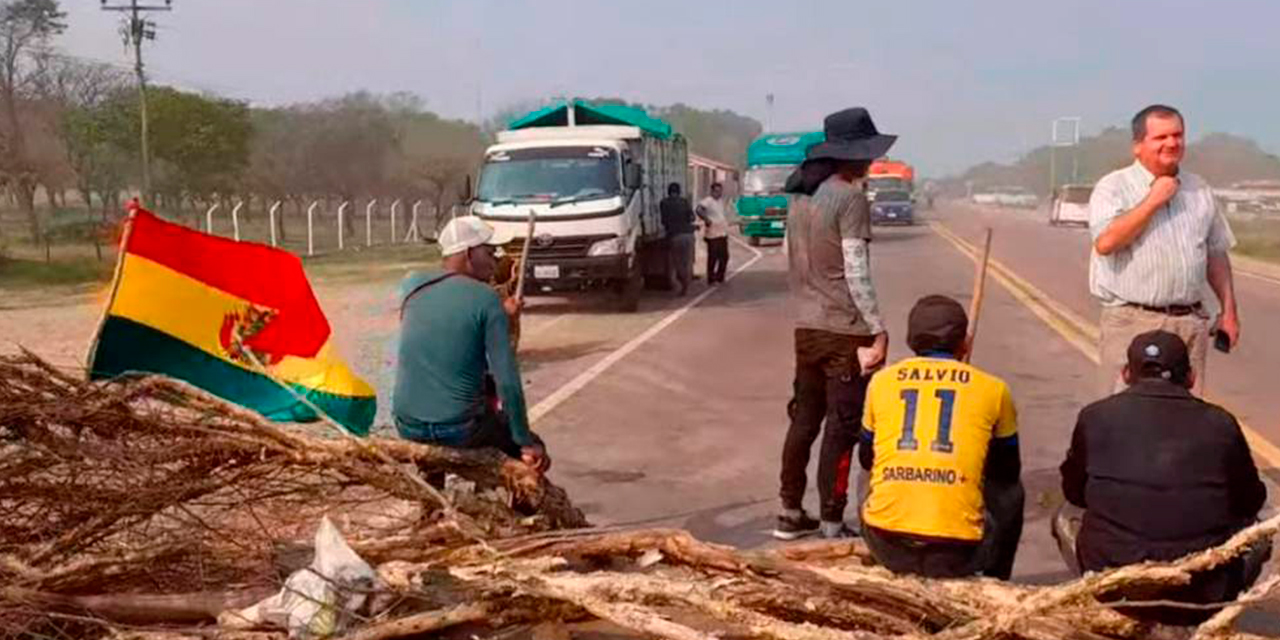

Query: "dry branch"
<box><xmin>4</xmin><ymin>351</ymin><xmax>1279</xmax><ymax>640</ymax></box>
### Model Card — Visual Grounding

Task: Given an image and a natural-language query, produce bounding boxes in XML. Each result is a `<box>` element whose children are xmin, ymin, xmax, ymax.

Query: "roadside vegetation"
<box><xmin>1230</xmin><ymin>216</ymin><xmax>1280</xmax><ymax>262</ymax></box>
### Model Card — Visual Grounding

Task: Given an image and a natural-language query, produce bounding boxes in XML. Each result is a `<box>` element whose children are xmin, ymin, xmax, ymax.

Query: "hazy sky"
<box><xmin>63</xmin><ymin>0</ymin><xmax>1280</xmax><ymax>176</ymax></box>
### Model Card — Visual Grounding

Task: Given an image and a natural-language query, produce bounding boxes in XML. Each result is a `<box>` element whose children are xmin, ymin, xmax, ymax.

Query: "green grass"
<box><xmin>1229</xmin><ymin>216</ymin><xmax>1280</xmax><ymax>263</ymax></box>
<box><xmin>301</xmin><ymin>242</ymin><xmax>441</xmax><ymax>283</ymax></box>
<box><xmin>0</xmin><ymin>256</ymin><xmax>114</xmax><ymax>288</ymax></box>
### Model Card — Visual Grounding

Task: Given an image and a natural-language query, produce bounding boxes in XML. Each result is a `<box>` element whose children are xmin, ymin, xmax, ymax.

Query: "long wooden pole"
<box><xmin>963</xmin><ymin>228</ymin><xmax>994</xmax><ymax>363</ymax></box>
<box><xmin>84</xmin><ymin>204</ymin><xmax>140</xmax><ymax>375</ymax></box>
<box><xmin>514</xmin><ymin>211</ymin><xmax>537</xmax><ymax>302</ymax></box>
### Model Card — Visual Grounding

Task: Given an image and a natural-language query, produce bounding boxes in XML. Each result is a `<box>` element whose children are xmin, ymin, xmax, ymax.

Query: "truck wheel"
<box><xmin>616</xmin><ymin>261</ymin><xmax>643</xmax><ymax>312</ymax></box>
<box><xmin>748</xmin><ymin>235</ymin><xmax>761</xmax><ymax>247</ymax></box>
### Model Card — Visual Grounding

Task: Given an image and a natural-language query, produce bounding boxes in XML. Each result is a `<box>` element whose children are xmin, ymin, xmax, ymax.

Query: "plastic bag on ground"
<box><xmin>221</xmin><ymin>516</ymin><xmax>379</xmax><ymax>638</ymax></box>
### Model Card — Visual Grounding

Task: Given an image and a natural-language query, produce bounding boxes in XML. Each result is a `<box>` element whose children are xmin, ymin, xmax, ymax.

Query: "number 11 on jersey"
<box><xmin>896</xmin><ymin>388</ymin><xmax>957</xmax><ymax>453</ymax></box>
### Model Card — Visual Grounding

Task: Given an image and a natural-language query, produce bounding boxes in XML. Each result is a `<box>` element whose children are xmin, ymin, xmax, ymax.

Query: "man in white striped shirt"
<box><xmin>1089</xmin><ymin>105</ymin><xmax>1239</xmax><ymax>395</ymax></box>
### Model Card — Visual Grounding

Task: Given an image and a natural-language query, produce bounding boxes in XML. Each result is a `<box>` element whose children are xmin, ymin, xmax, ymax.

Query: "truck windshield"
<box><xmin>477</xmin><ymin>146</ymin><xmax>620</xmax><ymax>203</ymax></box>
<box><xmin>868</xmin><ymin>177</ymin><xmax>909</xmax><ymax>192</ymax></box>
<box><xmin>742</xmin><ymin>166</ymin><xmax>794</xmax><ymax>195</ymax></box>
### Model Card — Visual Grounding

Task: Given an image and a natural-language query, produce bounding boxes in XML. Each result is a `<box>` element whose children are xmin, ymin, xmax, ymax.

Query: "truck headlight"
<box><xmin>588</xmin><ymin>237</ymin><xmax>625</xmax><ymax>256</ymax></box>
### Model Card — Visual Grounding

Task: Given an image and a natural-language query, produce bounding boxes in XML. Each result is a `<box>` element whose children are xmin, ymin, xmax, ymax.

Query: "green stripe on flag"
<box><xmin>90</xmin><ymin>316</ymin><xmax>375</xmax><ymax>435</ymax></box>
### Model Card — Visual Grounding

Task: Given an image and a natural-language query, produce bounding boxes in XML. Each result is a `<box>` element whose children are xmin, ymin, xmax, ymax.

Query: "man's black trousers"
<box><xmin>705</xmin><ymin>237</ymin><xmax>729</xmax><ymax>283</ymax></box>
<box><xmin>780</xmin><ymin>328</ymin><xmax>874</xmax><ymax>522</ymax></box>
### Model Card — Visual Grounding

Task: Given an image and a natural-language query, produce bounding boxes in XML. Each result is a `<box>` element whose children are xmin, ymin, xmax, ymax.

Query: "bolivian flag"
<box><xmin>87</xmin><ymin>208</ymin><xmax>376</xmax><ymax>435</ymax></box>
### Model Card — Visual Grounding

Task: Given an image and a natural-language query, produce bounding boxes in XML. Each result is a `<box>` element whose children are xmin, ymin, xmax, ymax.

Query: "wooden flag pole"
<box><xmin>963</xmin><ymin>228</ymin><xmax>994</xmax><ymax>363</ymax></box>
<box><xmin>514</xmin><ymin>211</ymin><xmax>537</xmax><ymax>302</ymax></box>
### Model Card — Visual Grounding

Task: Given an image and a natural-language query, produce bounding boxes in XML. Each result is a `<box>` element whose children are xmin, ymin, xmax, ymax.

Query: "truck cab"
<box><xmin>737</xmin><ymin>131</ymin><xmax>824</xmax><ymax>246</ymax></box>
<box><xmin>473</xmin><ymin>101</ymin><xmax>687</xmax><ymax>311</ymax></box>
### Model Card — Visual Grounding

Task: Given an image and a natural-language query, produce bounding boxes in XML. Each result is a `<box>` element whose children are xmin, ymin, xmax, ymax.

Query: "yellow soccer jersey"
<box><xmin>861</xmin><ymin>356</ymin><xmax>1018</xmax><ymax>541</ymax></box>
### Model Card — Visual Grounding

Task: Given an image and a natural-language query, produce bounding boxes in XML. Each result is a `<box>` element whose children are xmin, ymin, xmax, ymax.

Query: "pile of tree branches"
<box><xmin>2</xmin><ymin>350</ymin><xmax>1277</xmax><ymax>640</ymax></box>
<box><xmin>0</xmin><ymin>349</ymin><xmax>584</xmax><ymax>637</ymax></box>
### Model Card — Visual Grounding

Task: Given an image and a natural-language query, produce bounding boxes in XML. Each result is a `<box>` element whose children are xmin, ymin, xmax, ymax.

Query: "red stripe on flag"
<box><xmin>124</xmin><ymin>209</ymin><xmax>330</xmax><ymax>358</ymax></box>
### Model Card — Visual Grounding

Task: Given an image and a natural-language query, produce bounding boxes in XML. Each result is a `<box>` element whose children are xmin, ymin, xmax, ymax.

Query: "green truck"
<box><xmin>736</xmin><ymin>131</ymin><xmax>824</xmax><ymax>245</ymax></box>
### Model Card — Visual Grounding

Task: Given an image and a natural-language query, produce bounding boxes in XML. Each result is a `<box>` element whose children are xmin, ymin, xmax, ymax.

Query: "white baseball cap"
<box><xmin>437</xmin><ymin>216</ymin><xmax>514</xmax><ymax>257</ymax></box>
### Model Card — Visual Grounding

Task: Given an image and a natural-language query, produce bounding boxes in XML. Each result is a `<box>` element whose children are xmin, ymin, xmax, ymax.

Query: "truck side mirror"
<box><xmin>624</xmin><ymin>163</ymin><xmax>643</xmax><ymax>189</ymax></box>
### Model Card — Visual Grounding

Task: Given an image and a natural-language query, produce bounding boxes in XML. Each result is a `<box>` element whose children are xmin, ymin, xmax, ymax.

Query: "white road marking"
<box><xmin>523</xmin><ymin>313</ymin><xmax>571</xmax><ymax>338</ymax></box>
<box><xmin>529</xmin><ymin>236</ymin><xmax>766</xmax><ymax>424</ymax></box>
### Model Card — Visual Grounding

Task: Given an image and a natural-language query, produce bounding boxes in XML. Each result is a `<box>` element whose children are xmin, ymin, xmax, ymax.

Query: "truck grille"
<box><xmin>504</xmin><ymin>234</ymin><xmax>615</xmax><ymax>260</ymax></box>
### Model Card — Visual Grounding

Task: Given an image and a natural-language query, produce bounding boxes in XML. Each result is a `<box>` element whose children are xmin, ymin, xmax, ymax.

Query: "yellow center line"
<box><xmin>929</xmin><ymin>220</ymin><xmax>1280</xmax><ymax>469</ymax></box>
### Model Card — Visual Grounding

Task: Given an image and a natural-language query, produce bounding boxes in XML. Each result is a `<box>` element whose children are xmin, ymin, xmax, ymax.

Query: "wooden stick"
<box><xmin>83</xmin><ymin>205</ymin><xmax>138</xmax><ymax>376</ymax></box>
<box><xmin>964</xmin><ymin>228</ymin><xmax>994</xmax><ymax>363</ymax></box>
<box><xmin>514</xmin><ymin>210</ymin><xmax>537</xmax><ymax>302</ymax></box>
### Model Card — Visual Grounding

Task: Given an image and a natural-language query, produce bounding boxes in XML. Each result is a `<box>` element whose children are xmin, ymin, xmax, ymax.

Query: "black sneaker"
<box><xmin>772</xmin><ymin>511</ymin><xmax>820</xmax><ymax>540</ymax></box>
<box><xmin>819</xmin><ymin>522</ymin><xmax>861</xmax><ymax>539</ymax></box>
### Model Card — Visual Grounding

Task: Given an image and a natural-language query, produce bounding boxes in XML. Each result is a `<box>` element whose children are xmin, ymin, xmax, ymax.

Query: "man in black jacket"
<box><xmin>1054</xmin><ymin>330</ymin><xmax>1268</xmax><ymax>625</ymax></box>
<box><xmin>660</xmin><ymin>182</ymin><xmax>696</xmax><ymax>296</ymax></box>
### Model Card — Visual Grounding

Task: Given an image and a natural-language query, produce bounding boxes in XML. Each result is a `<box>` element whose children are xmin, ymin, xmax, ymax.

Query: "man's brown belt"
<box><xmin>1125</xmin><ymin>301</ymin><xmax>1202</xmax><ymax>316</ymax></box>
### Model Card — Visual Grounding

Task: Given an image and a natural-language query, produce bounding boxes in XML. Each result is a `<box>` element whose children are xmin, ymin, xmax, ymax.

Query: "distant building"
<box><xmin>688</xmin><ymin>154</ymin><xmax>740</xmax><ymax>202</ymax></box>
<box><xmin>1215</xmin><ymin>180</ymin><xmax>1280</xmax><ymax>215</ymax></box>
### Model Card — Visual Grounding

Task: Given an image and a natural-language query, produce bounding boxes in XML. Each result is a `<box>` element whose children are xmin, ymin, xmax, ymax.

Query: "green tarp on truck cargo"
<box><xmin>745</xmin><ymin>131</ymin><xmax>825</xmax><ymax>166</ymax></box>
<box><xmin>508</xmin><ymin>100</ymin><xmax>674</xmax><ymax>140</ymax></box>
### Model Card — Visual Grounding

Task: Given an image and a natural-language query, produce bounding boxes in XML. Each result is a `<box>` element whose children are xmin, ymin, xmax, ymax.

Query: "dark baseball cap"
<box><xmin>1126</xmin><ymin>330</ymin><xmax>1191</xmax><ymax>381</ymax></box>
<box><xmin>907</xmin><ymin>295</ymin><xmax>969</xmax><ymax>354</ymax></box>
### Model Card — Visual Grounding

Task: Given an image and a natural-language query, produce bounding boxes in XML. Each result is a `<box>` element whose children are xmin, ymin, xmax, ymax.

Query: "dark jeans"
<box><xmin>668</xmin><ymin>233</ymin><xmax>695</xmax><ymax>293</ymax></box>
<box><xmin>780</xmin><ymin>328</ymin><xmax>874</xmax><ymax>522</ymax></box>
<box><xmin>1051</xmin><ymin>504</ymin><xmax>1271</xmax><ymax>626</ymax></box>
<box><xmin>862</xmin><ymin>480</ymin><xmax>1025</xmax><ymax>580</ymax></box>
<box><xmin>705</xmin><ymin>237</ymin><xmax>729</xmax><ymax>283</ymax></box>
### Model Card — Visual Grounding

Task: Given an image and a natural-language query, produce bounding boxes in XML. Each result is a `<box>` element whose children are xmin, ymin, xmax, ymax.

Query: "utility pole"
<box><xmin>101</xmin><ymin>0</ymin><xmax>173</xmax><ymax>200</ymax></box>
<box><xmin>765</xmin><ymin>93</ymin><xmax>775</xmax><ymax>133</ymax></box>
<box><xmin>1050</xmin><ymin>117</ymin><xmax>1081</xmax><ymax>196</ymax></box>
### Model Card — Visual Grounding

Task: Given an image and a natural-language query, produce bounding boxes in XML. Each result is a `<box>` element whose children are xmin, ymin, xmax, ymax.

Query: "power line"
<box><xmin>100</xmin><ymin>0</ymin><xmax>173</xmax><ymax>199</ymax></box>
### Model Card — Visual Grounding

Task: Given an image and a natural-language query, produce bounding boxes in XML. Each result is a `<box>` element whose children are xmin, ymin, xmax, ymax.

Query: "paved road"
<box><xmin>509</xmin><ymin>206</ymin><xmax>1280</xmax><ymax>630</ymax></box>
<box><xmin>935</xmin><ymin>201</ymin><xmax>1280</xmax><ymax>474</ymax></box>
<box><xmin>523</xmin><ymin>222</ymin><xmax>1097</xmax><ymax>583</ymax></box>
<box><xmin>4</xmin><ymin>207</ymin><xmax>1276</xmax><ymax>625</ymax></box>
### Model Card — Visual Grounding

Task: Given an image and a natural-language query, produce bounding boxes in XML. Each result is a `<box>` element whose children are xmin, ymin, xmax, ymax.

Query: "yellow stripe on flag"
<box><xmin>110</xmin><ymin>253</ymin><xmax>258</xmax><ymax>364</ymax></box>
<box><xmin>110</xmin><ymin>253</ymin><xmax>371</xmax><ymax>399</ymax></box>
<box><xmin>275</xmin><ymin>344</ymin><xmax>375</xmax><ymax>399</ymax></box>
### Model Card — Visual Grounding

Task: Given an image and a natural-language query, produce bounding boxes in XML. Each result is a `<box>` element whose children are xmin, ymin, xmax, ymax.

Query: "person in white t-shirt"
<box><xmin>696</xmin><ymin>182</ymin><xmax>731</xmax><ymax>284</ymax></box>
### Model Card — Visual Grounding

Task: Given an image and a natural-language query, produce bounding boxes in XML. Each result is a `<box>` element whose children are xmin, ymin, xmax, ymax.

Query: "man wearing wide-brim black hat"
<box><xmin>774</xmin><ymin>107</ymin><xmax>893</xmax><ymax>540</ymax></box>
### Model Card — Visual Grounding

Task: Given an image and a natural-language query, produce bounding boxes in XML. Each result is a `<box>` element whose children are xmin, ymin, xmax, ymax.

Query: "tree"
<box><xmin>95</xmin><ymin>86</ymin><xmax>252</xmax><ymax>213</ymax></box>
<box><xmin>658</xmin><ymin>103</ymin><xmax>761</xmax><ymax>167</ymax></box>
<box><xmin>42</xmin><ymin>57</ymin><xmax>129</xmax><ymax>215</ymax></box>
<box><xmin>0</xmin><ymin>0</ymin><xmax>65</xmax><ymax>240</ymax></box>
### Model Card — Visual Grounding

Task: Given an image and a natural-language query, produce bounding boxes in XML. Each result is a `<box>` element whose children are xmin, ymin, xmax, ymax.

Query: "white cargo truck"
<box><xmin>472</xmin><ymin>100</ymin><xmax>688</xmax><ymax>311</ymax></box>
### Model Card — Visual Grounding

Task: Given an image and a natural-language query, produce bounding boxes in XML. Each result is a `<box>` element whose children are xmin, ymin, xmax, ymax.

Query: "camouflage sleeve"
<box><xmin>842</xmin><ymin>237</ymin><xmax>884</xmax><ymax>334</ymax></box>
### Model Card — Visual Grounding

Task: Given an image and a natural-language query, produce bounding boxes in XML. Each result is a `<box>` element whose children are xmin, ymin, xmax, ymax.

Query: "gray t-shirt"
<box><xmin>786</xmin><ymin>177</ymin><xmax>874</xmax><ymax>335</ymax></box>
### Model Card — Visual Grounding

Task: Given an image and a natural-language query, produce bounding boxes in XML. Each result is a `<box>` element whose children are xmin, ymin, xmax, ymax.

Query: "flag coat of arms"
<box><xmin>87</xmin><ymin>208</ymin><xmax>377</xmax><ymax>434</ymax></box>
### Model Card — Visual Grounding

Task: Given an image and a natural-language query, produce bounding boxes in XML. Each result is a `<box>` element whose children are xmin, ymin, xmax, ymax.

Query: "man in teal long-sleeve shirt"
<box><xmin>393</xmin><ymin>216</ymin><xmax>549</xmax><ymax>473</ymax></box>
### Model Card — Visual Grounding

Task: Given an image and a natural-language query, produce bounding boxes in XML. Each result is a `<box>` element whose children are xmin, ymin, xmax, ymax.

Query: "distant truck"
<box><xmin>1049</xmin><ymin>184</ymin><xmax>1092</xmax><ymax>226</ymax></box>
<box><xmin>972</xmin><ymin>186</ymin><xmax>1038</xmax><ymax>209</ymax></box>
<box><xmin>867</xmin><ymin>159</ymin><xmax>915</xmax><ymax>200</ymax></box>
<box><xmin>737</xmin><ymin>131</ymin><xmax>824</xmax><ymax>246</ymax></box>
<box><xmin>471</xmin><ymin>100</ymin><xmax>688</xmax><ymax>311</ymax></box>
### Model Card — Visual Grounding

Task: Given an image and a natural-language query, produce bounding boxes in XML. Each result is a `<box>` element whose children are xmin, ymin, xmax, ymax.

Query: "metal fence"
<box><xmin>199</xmin><ymin>198</ymin><xmax>470</xmax><ymax>257</ymax></box>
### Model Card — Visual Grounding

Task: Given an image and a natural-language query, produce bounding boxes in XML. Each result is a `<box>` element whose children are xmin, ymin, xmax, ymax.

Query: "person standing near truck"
<box><xmin>775</xmin><ymin>107</ymin><xmax>894</xmax><ymax>540</ymax></box>
<box><xmin>696</xmin><ymin>182</ymin><xmax>731</xmax><ymax>285</ymax></box>
<box><xmin>661</xmin><ymin>182</ymin><xmax>697</xmax><ymax>296</ymax></box>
